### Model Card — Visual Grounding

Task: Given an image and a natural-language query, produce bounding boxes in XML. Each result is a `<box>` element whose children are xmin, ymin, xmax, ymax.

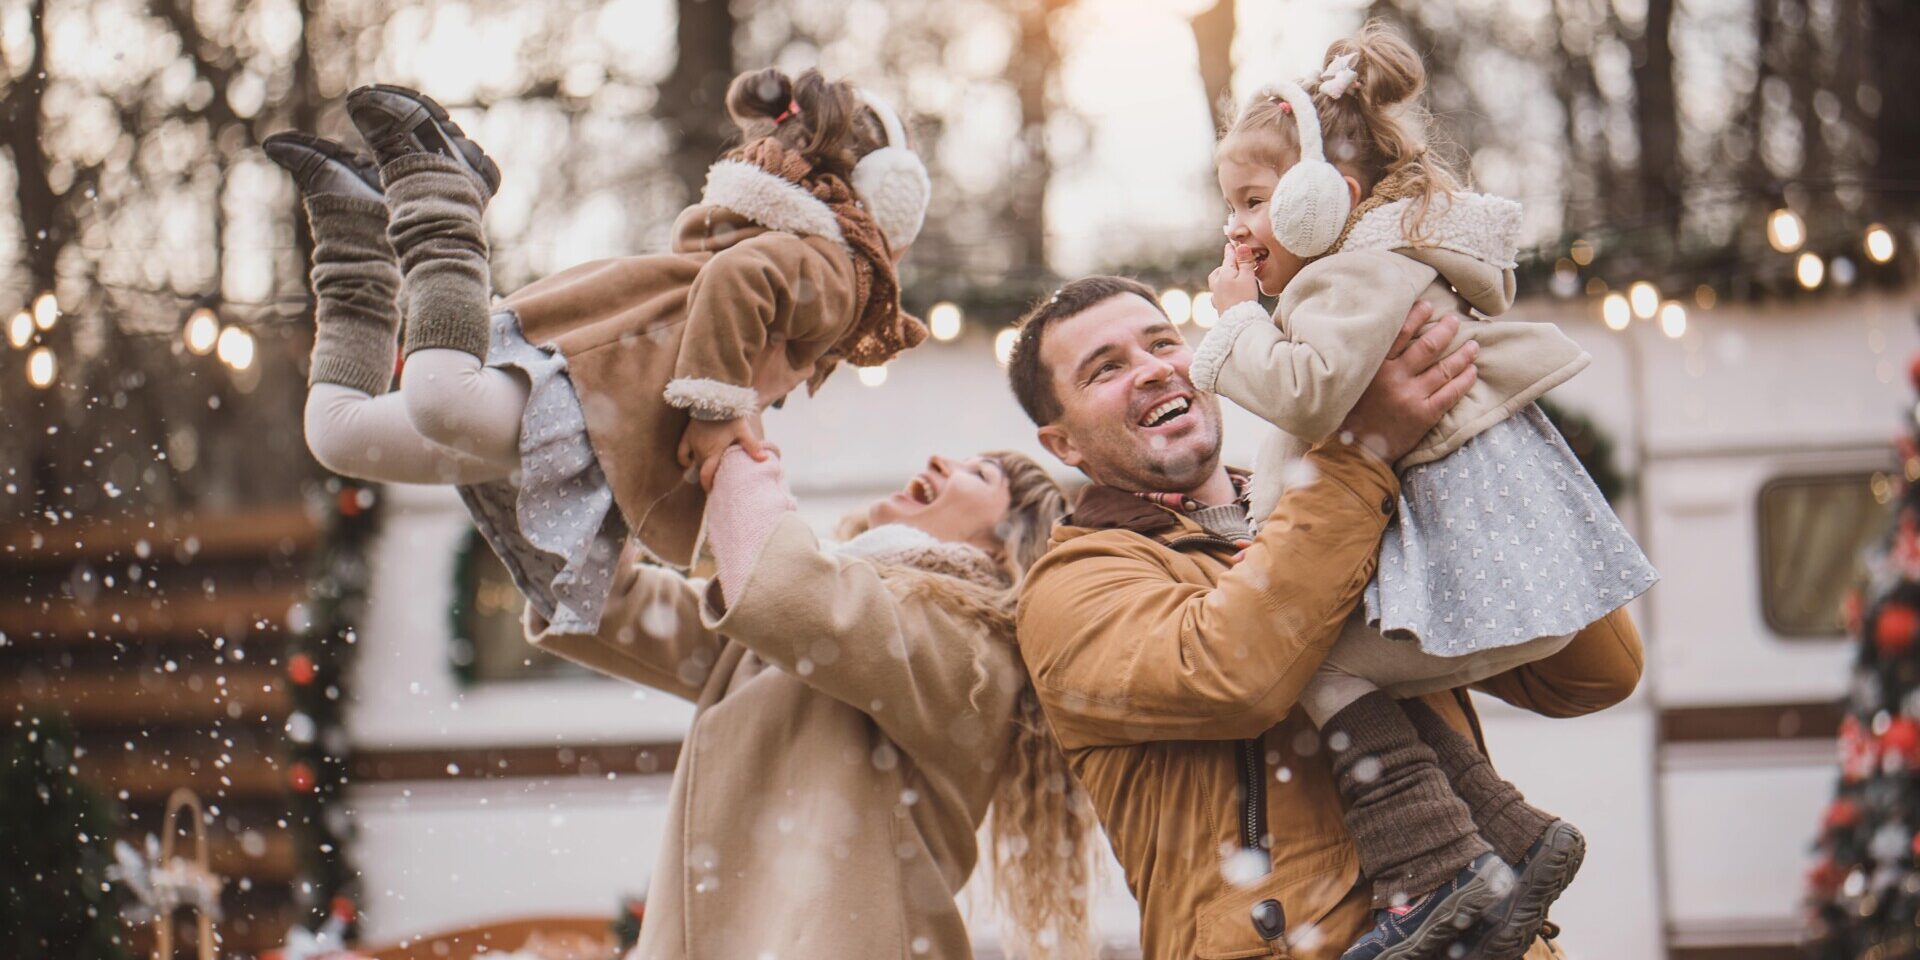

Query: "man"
<box><xmin>1008</xmin><ymin>276</ymin><xmax>1642</xmax><ymax>960</ymax></box>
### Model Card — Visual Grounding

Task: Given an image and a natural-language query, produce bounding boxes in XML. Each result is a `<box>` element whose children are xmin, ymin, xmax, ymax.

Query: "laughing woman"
<box><xmin>527</xmin><ymin>445</ymin><xmax>1096</xmax><ymax>960</ymax></box>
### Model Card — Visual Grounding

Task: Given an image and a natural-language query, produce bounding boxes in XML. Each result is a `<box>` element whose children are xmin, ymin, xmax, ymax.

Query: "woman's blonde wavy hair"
<box><xmin>839</xmin><ymin>451</ymin><xmax>1100</xmax><ymax>959</ymax></box>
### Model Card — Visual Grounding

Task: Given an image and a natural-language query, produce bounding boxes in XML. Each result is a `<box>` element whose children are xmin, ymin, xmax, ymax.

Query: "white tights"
<box><xmin>304</xmin><ymin>348</ymin><xmax>530</xmax><ymax>486</ymax></box>
<box><xmin>1297</xmin><ymin>618</ymin><xmax>1576</xmax><ymax>726</ymax></box>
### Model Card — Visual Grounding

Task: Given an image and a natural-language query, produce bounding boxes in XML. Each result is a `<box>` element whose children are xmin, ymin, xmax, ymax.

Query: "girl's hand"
<box><xmin>1208</xmin><ymin>242</ymin><xmax>1261</xmax><ymax>311</ymax></box>
<box><xmin>678</xmin><ymin>418</ymin><xmax>768</xmax><ymax>491</ymax></box>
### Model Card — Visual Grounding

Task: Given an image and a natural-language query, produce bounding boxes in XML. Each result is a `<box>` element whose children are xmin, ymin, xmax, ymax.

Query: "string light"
<box><xmin>216</xmin><ymin>326</ymin><xmax>255</xmax><ymax>370</ymax></box>
<box><xmin>1694</xmin><ymin>285</ymin><xmax>1717</xmax><ymax>310</ymax></box>
<box><xmin>1866</xmin><ymin>224</ymin><xmax>1897</xmax><ymax>265</ymax></box>
<box><xmin>1628</xmin><ymin>281</ymin><xmax>1660</xmax><ymax>320</ymax></box>
<box><xmin>185</xmin><ymin>308</ymin><xmax>220</xmax><ymax>355</ymax></box>
<box><xmin>31</xmin><ymin>291</ymin><xmax>57</xmax><ymax>330</ymax></box>
<box><xmin>928</xmin><ymin>302</ymin><xmax>963</xmax><ymax>342</ymax></box>
<box><xmin>1659</xmin><ymin>301</ymin><xmax>1687</xmax><ymax>339</ymax></box>
<box><xmin>857</xmin><ymin>364</ymin><xmax>888</xmax><ymax>387</ymax></box>
<box><xmin>1601</xmin><ymin>293</ymin><xmax>1631</xmax><ymax>331</ymax></box>
<box><xmin>8</xmin><ymin>311</ymin><xmax>29</xmax><ymax>348</ymax></box>
<box><xmin>1160</xmin><ymin>288</ymin><xmax>1193</xmax><ymax>326</ymax></box>
<box><xmin>1796</xmin><ymin>252</ymin><xmax>1825</xmax><ymax>289</ymax></box>
<box><xmin>1767</xmin><ymin>208</ymin><xmax>1805</xmax><ymax>253</ymax></box>
<box><xmin>1831</xmin><ymin>256</ymin><xmax>1858</xmax><ymax>287</ymax></box>
<box><xmin>1192</xmin><ymin>292</ymin><xmax>1219</xmax><ymax>329</ymax></box>
<box><xmin>1569</xmin><ymin>239</ymin><xmax>1595</xmax><ymax>266</ymax></box>
<box><xmin>26</xmin><ymin>346</ymin><xmax>55</xmax><ymax>388</ymax></box>
<box><xmin>993</xmin><ymin>328</ymin><xmax>1018</xmax><ymax>367</ymax></box>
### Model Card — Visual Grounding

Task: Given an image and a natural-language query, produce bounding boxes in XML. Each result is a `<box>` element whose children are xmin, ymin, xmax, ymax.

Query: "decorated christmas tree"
<box><xmin>0</xmin><ymin>716</ymin><xmax>129</xmax><ymax>960</ymax></box>
<box><xmin>1806</xmin><ymin>355</ymin><xmax>1920</xmax><ymax>957</ymax></box>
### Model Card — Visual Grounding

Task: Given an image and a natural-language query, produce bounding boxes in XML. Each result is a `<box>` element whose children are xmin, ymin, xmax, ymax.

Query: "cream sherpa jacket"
<box><xmin>1189</xmin><ymin>191</ymin><xmax>1589</xmax><ymax>520</ymax></box>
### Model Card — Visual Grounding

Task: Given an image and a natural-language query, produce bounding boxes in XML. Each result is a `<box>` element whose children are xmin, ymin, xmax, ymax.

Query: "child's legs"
<box><xmin>303</xmin><ymin>194</ymin><xmax>402</xmax><ymax>396</ymax></box>
<box><xmin>399</xmin><ymin>347</ymin><xmax>527</xmax><ymax>463</ymax></box>
<box><xmin>382</xmin><ymin>153</ymin><xmax>492</xmax><ymax>360</ymax></box>
<box><xmin>305</xmin><ymin>384</ymin><xmax>512</xmax><ymax>485</ymax></box>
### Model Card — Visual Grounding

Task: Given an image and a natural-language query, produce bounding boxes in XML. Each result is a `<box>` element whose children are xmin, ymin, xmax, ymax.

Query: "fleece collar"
<box><xmin>700</xmin><ymin>160</ymin><xmax>848</xmax><ymax>249</ymax></box>
<box><xmin>836</xmin><ymin>524</ymin><xmax>1006</xmax><ymax>588</ymax></box>
<box><xmin>1339</xmin><ymin>190</ymin><xmax>1523</xmax><ymax>269</ymax></box>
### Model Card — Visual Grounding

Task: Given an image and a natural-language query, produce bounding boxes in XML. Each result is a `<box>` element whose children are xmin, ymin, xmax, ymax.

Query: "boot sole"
<box><xmin>1473</xmin><ymin>821</ymin><xmax>1586</xmax><ymax>960</ymax></box>
<box><xmin>349</xmin><ymin>83</ymin><xmax>502</xmax><ymax>195</ymax></box>
<box><xmin>264</xmin><ymin>132</ymin><xmax>383</xmax><ymax>197</ymax></box>
<box><xmin>1373</xmin><ymin>860</ymin><xmax>1512</xmax><ymax>960</ymax></box>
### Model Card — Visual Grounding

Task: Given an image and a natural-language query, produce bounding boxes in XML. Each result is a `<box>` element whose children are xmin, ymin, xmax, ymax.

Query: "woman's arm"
<box><xmin>523</xmin><ymin>541</ymin><xmax>726</xmax><ymax>701</ymax></box>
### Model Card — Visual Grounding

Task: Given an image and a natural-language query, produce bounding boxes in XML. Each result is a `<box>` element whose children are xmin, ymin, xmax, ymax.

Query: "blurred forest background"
<box><xmin>1</xmin><ymin>0</ymin><xmax>1916</xmax><ymax>518</ymax></box>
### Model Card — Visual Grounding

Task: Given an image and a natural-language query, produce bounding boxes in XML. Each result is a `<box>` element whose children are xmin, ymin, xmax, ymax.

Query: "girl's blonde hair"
<box><xmin>1218</xmin><ymin>20</ymin><xmax>1460</xmax><ymax>242</ymax></box>
<box><xmin>839</xmin><ymin>452</ymin><xmax>1099</xmax><ymax>959</ymax></box>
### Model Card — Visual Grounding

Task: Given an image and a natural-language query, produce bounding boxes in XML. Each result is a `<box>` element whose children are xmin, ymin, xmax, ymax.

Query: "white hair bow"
<box><xmin>1319</xmin><ymin>52</ymin><xmax>1360</xmax><ymax>100</ymax></box>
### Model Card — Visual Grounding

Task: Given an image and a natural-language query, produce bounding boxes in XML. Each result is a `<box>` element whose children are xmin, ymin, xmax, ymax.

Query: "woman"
<box><xmin>526</xmin><ymin>444</ymin><xmax>1097</xmax><ymax>960</ymax></box>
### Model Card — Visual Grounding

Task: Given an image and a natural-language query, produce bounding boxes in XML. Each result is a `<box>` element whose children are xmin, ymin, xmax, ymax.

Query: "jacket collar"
<box><xmin>1340</xmin><ymin>190</ymin><xmax>1523</xmax><ymax>269</ymax></box>
<box><xmin>697</xmin><ymin>160</ymin><xmax>848</xmax><ymax>249</ymax></box>
<box><xmin>1061</xmin><ymin>467</ymin><xmax>1253</xmax><ymax>539</ymax></box>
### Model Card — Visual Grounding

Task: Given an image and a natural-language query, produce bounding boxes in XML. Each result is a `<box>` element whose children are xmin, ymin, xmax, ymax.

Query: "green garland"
<box><xmin>1537</xmin><ymin>397</ymin><xmax>1626</xmax><ymax>505</ymax></box>
<box><xmin>0</xmin><ymin>716</ymin><xmax>129</xmax><ymax>960</ymax></box>
<box><xmin>446</xmin><ymin>528</ymin><xmax>482</xmax><ymax>688</ymax></box>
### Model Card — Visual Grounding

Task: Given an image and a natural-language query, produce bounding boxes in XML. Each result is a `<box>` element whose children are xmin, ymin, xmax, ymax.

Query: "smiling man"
<box><xmin>1007</xmin><ymin>276</ymin><xmax>1645</xmax><ymax>960</ymax></box>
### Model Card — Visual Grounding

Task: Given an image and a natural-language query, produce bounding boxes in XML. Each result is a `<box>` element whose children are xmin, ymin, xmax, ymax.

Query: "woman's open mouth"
<box><xmin>905</xmin><ymin>475</ymin><xmax>937</xmax><ymax>505</ymax></box>
<box><xmin>1139</xmin><ymin>396</ymin><xmax>1192</xmax><ymax>429</ymax></box>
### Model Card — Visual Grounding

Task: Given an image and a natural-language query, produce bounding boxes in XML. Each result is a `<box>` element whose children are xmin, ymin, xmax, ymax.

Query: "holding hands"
<box><xmin>676</xmin><ymin>334</ymin><xmax>819</xmax><ymax>491</ymax></box>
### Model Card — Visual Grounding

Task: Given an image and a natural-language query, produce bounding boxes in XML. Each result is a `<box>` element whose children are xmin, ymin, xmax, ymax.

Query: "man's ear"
<box><xmin>1036</xmin><ymin>424</ymin><xmax>1083</xmax><ymax>469</ymax></box>
<box><xmin>1343</xmin><ymin>174</ymin><xmax>1364</xmax><ymax>209</ymax></box>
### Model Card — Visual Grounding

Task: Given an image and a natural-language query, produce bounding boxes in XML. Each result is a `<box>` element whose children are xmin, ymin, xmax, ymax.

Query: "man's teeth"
<box><xmin>1142</xmin><ymin>397</ymin><xmax>1190</xmax><ymax>427</ymax></box>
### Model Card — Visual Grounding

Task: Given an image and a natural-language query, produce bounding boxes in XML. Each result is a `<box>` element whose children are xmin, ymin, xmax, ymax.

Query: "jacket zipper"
<box><xmin>1169</xmin><ymin>532</ymin><xmax>1271</xmax><ymax>858</ymax></box>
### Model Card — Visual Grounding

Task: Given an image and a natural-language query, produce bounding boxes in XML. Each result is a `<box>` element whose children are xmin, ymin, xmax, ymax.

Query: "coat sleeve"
<box><xmin>1017</xmin><ymin>443</ymin><xmax>1400</xmax><ymax>749</ymax></box>
<box><xmin>1472</xmin><ymin>607</ymin><xmax>1645</xmax><ymax>717</ymax></box>
<box><xmin>701</xmin><ymin>514</ymin><xmax>1012</xmax><ymax>764</ymax></box>
<box><xmin>664</xmin><ymin>233</ymin><xmax>859</xmax><ymax>421</ymax></box>
<box><xmin>523</xmin><ymin>540</ymin><xmax>726</xmax><ymax>702</ymax></box>
<box><xmin>1189</xmin><ymin>250</ymin><xmax>1438</xmax><ymax>444</ymax></box>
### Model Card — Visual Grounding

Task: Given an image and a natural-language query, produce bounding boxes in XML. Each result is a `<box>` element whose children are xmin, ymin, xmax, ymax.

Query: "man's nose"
<box><xmin>1135</xmin><ymin>349</ymin><xmax>1175</xmax><ymax>384</ymax></box>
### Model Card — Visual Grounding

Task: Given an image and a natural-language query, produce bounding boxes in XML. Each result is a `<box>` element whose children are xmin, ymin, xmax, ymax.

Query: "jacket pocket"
<box><xmin>1193</xmin><ymin>846</ymin><xmax>1361</xmax><ymax>959</ymax></box>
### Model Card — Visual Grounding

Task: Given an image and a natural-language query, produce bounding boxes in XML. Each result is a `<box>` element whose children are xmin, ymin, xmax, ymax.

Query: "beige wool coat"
<box><xmin>1190</xmin><ymin>191</ymin><xmax>1591</xmax><ymax>521</ymax></box>
<box><xmin>525</xmin><ymin>515</ymin><xmax>1024</xmax><ymax>960</ymax></box>
<box><xmin>503</xmin><ymin>161</ymin><xmax>868</xmax><ymax>568</ymax></box>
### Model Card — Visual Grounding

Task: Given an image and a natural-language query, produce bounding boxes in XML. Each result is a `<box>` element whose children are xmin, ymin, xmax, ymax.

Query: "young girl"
<box><xmin>263</xmin><ymin>68</ymin><xmax>932</xmax><ymax>637</ymax></box>
<box><xmin>1192</xmin><ymin>24</ymin><xmax>1658</xmax><ymax>960</ymax></box>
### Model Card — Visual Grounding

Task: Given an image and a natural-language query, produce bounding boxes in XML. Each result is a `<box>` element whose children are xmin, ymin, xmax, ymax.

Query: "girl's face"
<box><xmin>867</xmin><ymin>455</ymin><xmax>1012</xmax><ymax>554</ymax></box>
<box><xmin>1218</xmin><ymin>156</ymin><xmax>1308</xmax><ymax>296</ymax></box>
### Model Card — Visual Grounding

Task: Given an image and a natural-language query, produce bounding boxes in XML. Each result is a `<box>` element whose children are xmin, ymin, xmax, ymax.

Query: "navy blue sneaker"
<box><xmin>1455</xmin><ymin>821</ymin><xmax>1585</xmax><ymax>960</ymax></box>
<box><xmin>1340</xmin><ymin>852</ymin><xmax>1513</xmax><ymax>960</ymax></box>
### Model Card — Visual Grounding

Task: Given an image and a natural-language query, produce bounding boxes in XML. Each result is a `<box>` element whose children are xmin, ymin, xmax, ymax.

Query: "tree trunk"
<box><xmin>1869</xmin><ymin>0</ymin><xmax>1920</xmax><ymax>189</ymax></box>
<box><xmin>1190</xmin><ymin>0</ymin><xmax>1236</xmax><ymax>134</ymax></box>
<box><xmin>1007</xmin><ymin>0</ymin><xmax>1064</xmax><ymax>274</ymax></box>
<box><xmin>1632</xmin><ymin>0</ymin><xmax>1681</xmax><ymax>232</ymax></box>
<box><xmin>660</xmin><ymin>0</ymin><xmax>737</xmax><ymax>203</ymax></box>
<box><xmin>2</xmin><ymin>0</ymin><xmax>62</xmax><ymax>293</ymax></box>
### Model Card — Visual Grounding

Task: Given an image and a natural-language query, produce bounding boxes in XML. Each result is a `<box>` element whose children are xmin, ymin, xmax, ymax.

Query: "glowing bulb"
<box><xmin>1796</xmin><ymin>252</ymin><xmax>1825</xmax><ymax>289</ymax></box>
<box><xmin>185</xmin><ymin>308</ymin><xmax>220</xmax><ymax>355</ymax></box>
<box><xmin>1866</xmin><ymin>224</ymin><xmax>1896</xmax><ymax>265</ymax></box>
<box><xmin>1658</xmin><ymin>301</ymin><xmax>1687</xmax><ymax>339</ymax></box>
<box><xmin>1767</xmin><ymin>208</ymin><xmax>1805</xmax><ymax>253</ymax></box>
<box><xmin>928</xmin><ymin>302</ymin><xmax>963</xmax><ymax>342</ymax></box>
<box><xmin>1628</xmin><ymin>281</ymin><xmax>1660</xmax><ymax>320</ymax></box>
<box><xmin>26</xmin><ymin>346</ymin><xmax>54</xmax><ymax>388</ymax></box>
<box><xmin>1192</xmin><ymin>292</ymin><xmax>1219</xmax><ymax>329</ymax></box>
<box><xmin>857</xmin><ymin>364</ymin><xmax>888</xmax><ymax>387</ymax></box>
<box><xmin>8</xmin><ymin>311</ymin><xmax>30</xmax><ymax>348</ymax></box>
<box><xmin>1569</xmin><ymin>239</ymin><xmax>1595</xmax><ymax>266</ymax></box>
<box><xmin>216</xmin><ymin>325</ymin><xmax>255</xmax><ymax>370</ymax></box>
<box><xmin>1160</xmin><ymin>288</ymin><xmax>1192</xmax><ymax>326</ymax></box>
<box><xmin>993</xmin><ymin>328</ymin><xmax>1018</xmax><ymax>367</ymax></box>
<box><xmin>31</xmin><ymin>291</ymin><xmax>57</xmax><ymax>330</ymax></box>
<box><xmin>1601</xmin><ymin>293</ymin><xmax>1631</xmax><ymax>331</ymax></box>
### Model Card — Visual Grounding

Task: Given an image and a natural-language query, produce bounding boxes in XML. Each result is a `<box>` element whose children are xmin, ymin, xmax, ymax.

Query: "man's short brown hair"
<box><xmin>1006</xmin><ymin>275</ymin><xmax>1165</xmax><ymax>426</ymax></box>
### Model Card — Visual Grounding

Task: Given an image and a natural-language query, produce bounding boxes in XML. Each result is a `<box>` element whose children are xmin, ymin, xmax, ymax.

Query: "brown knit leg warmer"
<box><xmin>1324</xmin><ymin>691</ymin><xmax>1492</xmax><ymax>910</ymax></box>
<box><xmin>1403</xmin><ymin>698</ymin><xmax>1557</xmax><ymax>867</ymax></box>
<box><xmin>304</xmin><ymin>194</ymin><xmax>401</xmax><ymax>395</ymax></box>
<box><xmin>381</xmin><ymin>152</ymin><xmax>492</xmax><ymax>360</ymax></box>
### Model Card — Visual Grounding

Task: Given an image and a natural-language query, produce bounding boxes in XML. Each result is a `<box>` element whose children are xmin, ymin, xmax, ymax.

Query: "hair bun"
<box><xmin>1328</xmin><ymin>21</ymin><xmax>1425</xmax><ymax>109</ymax></box>
<box><xmin>726</xmin><ymin>68</ymin><xmax>795</xmax><ymax>127</ymax></box>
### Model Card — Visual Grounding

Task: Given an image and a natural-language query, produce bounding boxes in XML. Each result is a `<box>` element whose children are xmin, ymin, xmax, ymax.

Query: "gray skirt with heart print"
<box><xmin>1363</xmin><ymin>403</ymin><xmax>1659</xmax><ymax>657</ymax></box>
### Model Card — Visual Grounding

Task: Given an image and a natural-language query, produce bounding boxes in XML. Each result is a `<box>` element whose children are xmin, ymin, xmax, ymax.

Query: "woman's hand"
<box><xmin>678</xmin><ymin>417</ymin><xmax>768</xmax><ymax>491</ymax></box>
<box><xmin>1208</xmin><ymin>242</ymin><xmax>1261</xmax><ymax>312</ymax></box>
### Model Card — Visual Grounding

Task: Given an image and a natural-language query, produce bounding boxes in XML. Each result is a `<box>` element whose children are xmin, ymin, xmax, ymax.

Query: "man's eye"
<box><xmin>1153</xmin><ymin>339</ymin><xmax>1177</xmax><ymax>350</ymax></box>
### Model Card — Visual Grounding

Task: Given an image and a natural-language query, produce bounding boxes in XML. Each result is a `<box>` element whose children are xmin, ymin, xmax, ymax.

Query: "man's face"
<box><xmin>1035</xmin><ymin>294</ymin><xmax>1224</xmax><ymax>493</ymax></box>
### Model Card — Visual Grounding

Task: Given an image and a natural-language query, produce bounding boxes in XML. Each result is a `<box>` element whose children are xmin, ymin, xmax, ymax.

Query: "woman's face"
<box><xmin>867</xmin><ymin>455</ymin><xmax>1012</xmax><ymax>553</ymax></box>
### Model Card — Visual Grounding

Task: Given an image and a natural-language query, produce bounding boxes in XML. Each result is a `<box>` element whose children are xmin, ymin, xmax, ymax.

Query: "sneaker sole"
<box><xmin>1374</xmin><ymin>861</ymin><xmax>1512</xmax><ymax>960</ymax></box>
<box><xmin>351</xmin><ymin>83</ymin><xmax>502</xmax><ymax>195</ymax></box>
<box><xmin>1474</xmin><ymin>822</ymin><xmax>1586</xmax><ymax>960</ymax></box>
<box><xmin>263</xmin><ymin>132</ymin><xmax>383</xmax><ymax>196</ymax></box>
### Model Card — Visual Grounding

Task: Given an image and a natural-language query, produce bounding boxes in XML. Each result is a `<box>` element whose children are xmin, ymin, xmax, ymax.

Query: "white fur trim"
<box><xmin>836</xmin><ymin>523</ymin><xmax>1003</xmax><ymax>587</ymax></box>
<box><xmin>1189</xmin><ymin>300</ymin><xmax>1273</xmax><ymax>393</ymax></box>
<box><xmin>700</xmin><ymin>161</ymin><xmax>847</xmax><ymax>248</ymax></box>
<box><xmin>663</xmin><ymin>377</ymin><xmax>760</xmax><ymax>421</ymax></box>
<box><xmin>1339</xmin><ymin>192</ymin><xmax>1524</xmax><ymax>268</ymax></box>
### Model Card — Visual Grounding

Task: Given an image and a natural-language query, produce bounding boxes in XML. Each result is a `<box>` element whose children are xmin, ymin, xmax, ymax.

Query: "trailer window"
<box><xmin>451</xmin><ymin>530</ymin><xmax>591</xmax><ymax>683</ymax></box>
<box><xmin>1759</xmin><ymin>472</ymin><xmax>1892</xmax><ymax>637</ymax></box>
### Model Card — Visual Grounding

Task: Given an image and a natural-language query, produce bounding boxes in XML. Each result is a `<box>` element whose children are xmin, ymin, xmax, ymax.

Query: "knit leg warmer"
<box><xmin>382</xmin><ymin>152</ymin><xmax>492</xmax><ymax>360</ymax></box>
<box><xmin>1324</xmin><ymin>691</ymin><xmax>1492</xmax><ymax>910</ymax></box>
<box><xmin>1403</xmin><ymin>698</ymin><xmax>1557</xmax><ymax>866</ymax></box>
<box><xmin>304</xmin><ymin>194</ymin><xmax>401</xmax><ymax>396</ymax></box>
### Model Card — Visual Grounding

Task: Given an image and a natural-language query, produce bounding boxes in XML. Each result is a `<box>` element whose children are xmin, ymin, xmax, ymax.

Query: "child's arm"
<box><xmin>1192</xmin><ymin>248</ymin><xmax>1441</xmax><ymax>444</ymax></box>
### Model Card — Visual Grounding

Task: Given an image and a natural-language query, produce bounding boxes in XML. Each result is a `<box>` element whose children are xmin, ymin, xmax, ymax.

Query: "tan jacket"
<box><xmin>504</xmin><ymin>163</ymin><xmax>864</xmax><ymax>567</ymax></box>
<box><xmin>1015</xmin><ymin>442</ymin><xmax>1645</xmax><ymax>960</ymax></box>
<box><xmin>1189</xmin><ymin>192</ymin><xmax>1591</xmax><ymax>520</ymax></box>
<box><xmin>526</xmin><ymin>515</ymin><xmax>1023</xmax><ymax>960</ymax></box>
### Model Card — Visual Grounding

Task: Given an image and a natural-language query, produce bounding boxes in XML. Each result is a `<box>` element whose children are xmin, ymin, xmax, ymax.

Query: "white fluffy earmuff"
<box><xmin>851</xmin><ymin>90</ymin><xmax>931</xmax><ymax>251</ymax></box>
<box><xmin>1258</xmin><ymin>78</ymin><xmax>1351</xmax><ymax>258</ymax></box>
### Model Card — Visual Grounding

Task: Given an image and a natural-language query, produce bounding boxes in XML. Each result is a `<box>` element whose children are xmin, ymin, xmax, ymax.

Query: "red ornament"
<box><xmin>337</xmin><ymin>486</ymin><xmax>362</xmax><ymax>517</ymax></box>
<box><xmin>1887</xmin><ymin>716</ymin><xmax>1920</xmax><ymax>766</ymax></box>
<box><xmin>288</xmin><ymin>653</ymin><xmax>317</xmax><ymax>686</ymax></box>
<box><xmin>1876</xmin><ymin>603</ymin><xmax>1919</xmax><ymax>657</ymax></box>
<box><xmin>1807</xmin><ymin>857</ymin><xmax>1845</xmax><ymax>899</ymax></box>
<box><xmin>289</xmin><ymin>761</ymin><xmax>316</xmax><ymax>793</ymax></box>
